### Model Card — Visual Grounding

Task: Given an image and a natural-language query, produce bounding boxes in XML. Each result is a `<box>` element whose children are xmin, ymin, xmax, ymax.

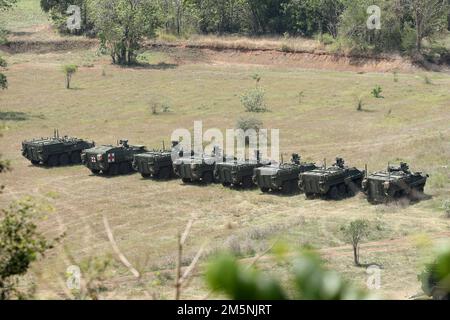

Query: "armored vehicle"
<box><xmin>299</xmin><ymin>158</ymin><xmax>364</xmax><ymax>200</ymax></box>
<box><xmin>362</xmin><ymin>163</ymin><xmax>428</xmax><ymax>204</ymax></box>
<box><xmin>82</xmin><ymin>140</ymin><xmax>147</xmax><ymax>175</ymax></box>
<box><xmin>173</xmin><ymin>148</ymin><xmax>221</xmax><ymax>184</ymax></box>
<box><xmin>214</xmin><ymin>152</ymin><xmax>270</xmax><ymax>189</ymax></box>
<box><xmin>133</xmin><ymin>142</ymin><xmax>178</xmax><ymax>180</ymax></box>
<box><xmin>21</xmin><ymin>130</ymin><xmax>94</xmax><ymax>166</ymax></box>
<box><xmin>253</xmin><ymin>154</ymin><xmax>316</xmax><ymax>194</ymax></box>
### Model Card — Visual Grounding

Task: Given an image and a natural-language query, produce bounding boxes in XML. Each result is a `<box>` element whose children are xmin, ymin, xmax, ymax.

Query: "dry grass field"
<box><xmin>0</xmin><ymin>0</ymin><xmax>449</xmax><ymax>300</ymax></box>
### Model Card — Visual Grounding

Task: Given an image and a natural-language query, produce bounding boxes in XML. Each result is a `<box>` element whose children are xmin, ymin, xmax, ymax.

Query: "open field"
<box><xmin>1</xmin><ymin>1</ymin><xmax>449</xmax><ymax>300</ymax></box>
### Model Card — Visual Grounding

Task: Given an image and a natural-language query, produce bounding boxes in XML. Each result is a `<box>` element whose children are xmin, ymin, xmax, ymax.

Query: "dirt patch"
<box><xmin>145</xmin><ymin>42</ymin><xmax>417</xmax><ymax>73</ymax></box>
<box><xmin>1</xmin><ymin>39</ymin><xmax>99</xmax><ymax>54</ymax></box>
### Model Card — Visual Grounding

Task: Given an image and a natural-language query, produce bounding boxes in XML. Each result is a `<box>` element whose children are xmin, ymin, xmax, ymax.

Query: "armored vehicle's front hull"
<box><xmin>22</xmin><ymin>137</ymin><xmax>94</xmax><ymax>167</ymax></box>
<box><xmin>363</xmin><ymin>175</ymin><xmax>428</xmax><ymax>204</ymax></box>
<box><xmin>215</xmin><ymin>162</ymin><xmax>260</xmax><ymax>188</ymax></box>
<box><xmin>133</xmin><ymin>152</ymin><xmax>173</xmax><ymax>180</ymax></box>
<box><xmin>254</xmin><ymin>163</ymin><xmax>316</xmax><ymax>194</ymax></box>
<box><xmin>173</xmin><ymin>158</ymin><xmax>216</xmax><ymax>184</ymax></box>
<box><xmin>82</xmin><ymin>144</ymin><xmax>146</xmax><ymax>176</ymax></box>
<box><xmin>299</xmin><ymin>168</ymin><xmax>364</xmax><ymax>200</ymax></box>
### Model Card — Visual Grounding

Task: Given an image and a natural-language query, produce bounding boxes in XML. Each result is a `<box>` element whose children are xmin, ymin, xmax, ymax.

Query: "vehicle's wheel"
<box><xmin>47</xmin><ymin>155</ymin><xmax>59</xmax><ymax>167</ymax></box>
<box><xmin>158</xmin><ymin>167</ymin><xmax>171</xmax><ymax>180</ymax></box>
<box><xmin>260</xmin><ymin>187</ymin><xmax>270</xmax><ymax>193</ymax></box>
<box><xmin>242</xmin><ymin>176</ymin><xmax>253</xmax><ymax>189</ymax></box>
<box><xmin>182</xmin><ymin>178</ymin><xmax>191</xmax><ymax>183</ymax></box>
<box><xmin>90</xmin><ymin>169</ymin><xmax>100</xmax><ymax>175</ymax></box>
<box><xmin>202</xmin><ymin>171</ymin><xmax>214</xmax><ymax>184</ymax></box>
<box><xmin>59</xmin><ymin>153</ymin><xmax>70</xmax><ymax>166</ymax></box>
<box><xmin>347</xmin><ymin>184</ymin><xmax>356</xmax><ymax>197</ymax></box>
<box><xmin>291</xmin><ymin>179</ymin><xmax>299</xmax><ymax>193</ymax></box>
<box><xmin>305</xmin><ymin>193</ymin><xmax>315</xmax><ymax>200</ymax></box>
<box><xmin>109</xmin><ymin>164</ymin><xmax>119</xmax><ymax>176</ymax></box>
<box><xmin>31</xmin><ymin>160</ymin><xmax>40</xmax><ymax>165</ymax></box>
<box><xmin>119</xmin><ymin>162</ymin><xmax>131</xmax><ymax>175</ymax></box>
<box><xmin>328</xmin><ymin>186</ymin><xmax>340</xmax><ymax>200</ymax></box>
<box><xmin>222</xmin><ymin>182</ymin><xmax>231</xmax><ymax>187</ymax></box>
<box><xmin>338</xmin><ymin>184</ymin><xmax>347</xmax><ymax>198</ymax></box>
<box><xmin>282</xmin><ymin>181</ymin><xmax>293</xmax><ymax>195</ymax></box>
<box><xmin>70</xmin><ymin>152</ymin><xmax>82</xmax><ymax>164</ymax></box>
<box><xmin>141</xmin><ymin>173</ymin><xmax>151</xmax><ymax>179</ymax></box>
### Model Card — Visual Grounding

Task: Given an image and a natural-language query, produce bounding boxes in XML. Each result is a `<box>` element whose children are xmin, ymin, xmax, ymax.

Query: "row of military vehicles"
<box><xmin>21</xmin><ymin>132</ymin><xmax>429</xmax><ymax>204</ymax></box>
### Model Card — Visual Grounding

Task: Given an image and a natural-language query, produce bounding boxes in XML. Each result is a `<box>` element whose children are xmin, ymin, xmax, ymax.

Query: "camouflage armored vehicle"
<box><xmin>362</xmin><ymin>163</ymin><xmax>428</xmax><ymax>204</ymax></box>
<box><xmin>253</xmin><ymin>154</ymin><xmax>316</xmax><ymax>194</ymax></box>
<box><xmin>82</xmin><ymin>140</ymin><xmax>147</xmax><ymax>175</ymax></box>
<box><xmin>173</xmin><ymin>147</ymin><xmax>221</xmax><ymax>184</ymax></box>
<box><xmin>21</xmin><ymin>130</ymin><xmax>94</xmax><ymax>166</ymax></box>
<box><xmin>299</xmin><ymin>158</ymin><xmax>364</xmax><ymax>200</ymax></box>
<box><xmin>214</xmin><ymin>152</ymin><xmax>270</xmax><ymax>189</ymax></box>
<box><xmin>133</xmin><ymin>142</ymin><xmax>178</xmax><ymax>180</ymax></box>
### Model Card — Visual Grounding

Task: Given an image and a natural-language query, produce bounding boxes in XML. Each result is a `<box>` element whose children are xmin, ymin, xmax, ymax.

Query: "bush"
<box><xmin>401</xmin><ymin>25</ymin><xmax>417</xmax><ymax>53</ymax></box>
<box><xmin>241</xmin><ymin>87</ymin><xmax>268</xmax><ymax>113</ymax></box>
<box><xmin>356</xmin><ymin>96</ymin><xmax>363</xmax><ymax>111</ymax></box>
<box><xmin>0</xmin><ymin>199</ymin><xmax>52</xmax><ymax>299</ymax></box>
<box><xmin>236</xmin><ymin>116</ymin><xmax>263</xmax><ymax>132</ymax></box>
<box><xmin>371</xmin><ymin>85</ymin><xmax>383</xmax><ymax>98</ymax></box>
<box><xmin>0</xmin><ymin>73</ymin><xmax>7</xmax><ymax>90</ymax></box>
<box><xmin>61</xmin><ymin>64</ymin><xmax>78</xmax><ymax>89</ymax></box>
<box><xmin>206</xmin><ymin>250</ymin><xmax>368</xmax><ymax>300</ymax></box>
<box><xmin>316</xmin><ymin>33</ymin><xmax>335</xmax><ymax>46</ymax></box>
<box><xmin>0</xmin><ymin>56</ymin><xmax>7</xmax><ymax>90</ymax></box>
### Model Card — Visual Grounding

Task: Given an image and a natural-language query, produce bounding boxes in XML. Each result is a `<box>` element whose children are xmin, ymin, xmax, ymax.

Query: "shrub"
<box><xmin>393</xmin><ymin>71</ymin><xmax>398</xmax><ymax>83</ymax></box>
<box><xmin>0</xmin><ymin>56</ymin><xmax>7</xmax><ymax>90</ymax></box>
<box><xmin>0</xmin><ymin>73</ymin><xmax>7</xmax><ymax>90</ymax></box>
<box><xmin>206</xmin><ymin>250</ymin><xmax>368</xmax><ymax>300</ymax></box>
<box><xmin>150</xmin><ymin>102</ymin><xmax>171</xmax><ymax>115</ymax></box>
<box><xmin>61</xmin><ymin>64</ymin><xmax>78</xmax><ymax>89</ymax></box>
<box><xmin>356</xmin><ymin>96</ymin><xmax>363</xmax><ymax>111</ymax></box>
<box><xmin>241</xmin><ymin>87</ymin><xmax>268</xmax><ymax>113</ymax></box>
<box><xmin>298</xmin><ymin>91</ymin><xmax>305</xmax><ymax>104</ymax></box>
<box><xmin>316</xmin><ymin>33</ymin><xmax>335</xmax><ymax>45</ymax></box>
<box><xmin>236</xmin><ymin>116</ymin><xmax>263</xmax><ymax>132</ymax></box>
<box><xmin>341</xmin><ymin>219</ymin><xmax>370</xmax><ymax>266</ymax></box>
<box><xmin>0</xmin><ymin>199</ymin><xmax>52</xmax><ymax>299</ymax></box>
<box><xmin>371</xmin><ymin>85</ymin><xmax>383</xmax><ymax>98</ymax></box>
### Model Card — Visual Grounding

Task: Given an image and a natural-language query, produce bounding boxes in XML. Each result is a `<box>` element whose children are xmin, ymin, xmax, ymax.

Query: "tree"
<box><xmin>90</xmin><ymin>0</ymin><xmax>161</xmax><ymax>65</ymax></box>
<box><xmin>341</xmin><ymin>219</ymin><xmax>370</xmax><ymax>266</ymax></box>
<box><xmin>62</xmin><ymin>64</ymin><xmax>78</xmax><ymax>89</ymax></box>
<box><xmin>0</xmin><ymin>0</ymin><xmax>17</xmax><ymax>10</ymax></box>
<box><xmin>404</xmin><ymin>0</ymin><xmax>449</xmax><ymax>51</ymax></box>
<box><xmin>40</xmin><ymin>0</ymin><xmax>93</xmax><ymax>34</ymax></box>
